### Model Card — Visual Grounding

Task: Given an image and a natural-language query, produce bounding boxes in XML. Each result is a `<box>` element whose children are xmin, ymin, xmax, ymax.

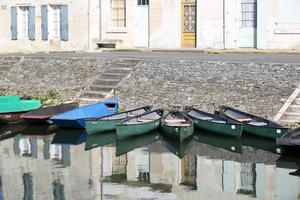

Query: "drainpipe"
<box><xmin>223</xmin><ymin>0</ymin><xmax>225</xmax><ymax>49</ymax></box>
<box><xmin>99</xmin><ymin>0</ymin><xmax>102</xmax><ymax>41</ymax></box>
<box><xmin>87</xmin><ymin>0</ymin><xmax>90</xmax><ymax>49</ymax></box>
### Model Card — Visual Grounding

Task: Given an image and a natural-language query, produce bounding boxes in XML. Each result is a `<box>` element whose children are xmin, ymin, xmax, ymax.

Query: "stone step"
<box><xmin>106</xmin><ymin>68</ymin><xmax>134</xmax><ymax>74</ymax></box>
<box><xmin>295</xmin><ymin>98</ymin><xmax>300</xmax><ymax>105</ymax></box>
<box><xmin>89</xmin><ymin>85</ymin><xmax>114</xmax><ymax>92</ymax></box>
<box><xmin>110</xmin><ymin>64</ymin><xmax>136</xmax><ymax>69</ymax></box>
<box><xmin>81</xmin><ymin>91</ymin><xmax>106</xmax><ymax>99</ymax></box>
<box><xmin>280</xmin><ymin>114</ymin><xmax>300</xmax><ymax>122</ymax></box>
<box><xmin>286</xmin><ymin>105</ymin><xmax>300</xmax><ymax>113</ymax></box>
<box><xmin>79</xmin><ymin>98</ymin><xmax>103</xmax><ymax>106</ymax></box>
<box><xmin>100</xmin><ymin>73</ymin><xmax>127</xmax><ymax>80</ymax></box>
<box><xmin>284</xmin><ymin>112</ymin><xmax>300</xmax><ymax>116</ymax></box>
<box><xmin>93</xmin><ymin>79</ymin><xmax>120</xmax><ymax>86</ymax></box>
<box><xmin>280</xmin><ymin>119</ymin><xmax>300</xmax><ymax>124</ymax></box>
<box><xmin>0</xmin><ymin>66</ymin><xmax>10</xmax><ymax>71</ymax></box>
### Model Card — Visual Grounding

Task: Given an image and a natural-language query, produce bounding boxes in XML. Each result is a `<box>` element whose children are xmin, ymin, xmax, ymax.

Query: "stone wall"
<box><xmin>115</xmin><ymin>60</ymin><xmax>300</xmax><ymax>119</ymax></box>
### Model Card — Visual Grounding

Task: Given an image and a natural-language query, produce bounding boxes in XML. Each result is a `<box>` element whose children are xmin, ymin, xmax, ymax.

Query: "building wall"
<box><xmin>0</xmin><ymin>0</ymin><xmax>100</xmax><ymax>53</ymax></box>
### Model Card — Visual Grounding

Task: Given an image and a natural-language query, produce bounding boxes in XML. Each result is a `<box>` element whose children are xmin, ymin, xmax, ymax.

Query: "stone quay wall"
<box><xmin>0</xmin><ymin>56</ymin><xmax>299</xmax><ymax>119</ymax></box>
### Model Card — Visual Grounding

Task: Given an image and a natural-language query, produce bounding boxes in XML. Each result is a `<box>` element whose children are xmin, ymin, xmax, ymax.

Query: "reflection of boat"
<box><xmin>160</xmin><ymin>110</ymin><xmax>194</xmax><ymax>142</ymax></box>
<box><xmin>277</xmin><ymin>127</ymin><xmax>300</xmax><ymax>146</ymax></box>
<box><xmin>276</xmin><ymin>156</ymin><xmax>300</xmax><ymax>177</ymax></box>
<box><xmin>0</xmin><ymin>122</ymin><xmax>27</xmax><ymax>141</ymax></box>
<box><xmin>21</xmin><ymin>124</ymin><xmax>58</xmax><ymax>136</ymax></box>
<box><xmin>21</xmin><ymin>103</ymin><xmax>79</xmax><ymax>124</ymax></box>
<box><xmin>116</xmin><ymin>109</ymin><xmax>163</xmax><ymax>140</ymax></box>
<box><xmin>50</xmin><ymin>99</ymin><xmax>119</xmax><ymax>128</ymax></box>
<box><xmin>193</xmin><ymin>130</ymin><xmax>242</xmax><ymax>153</ymax></box>
<box><xmin>162</xmin><ymin>135</ymin><xmax>193</xmax><ymax>159</ymax></box>
<box><xmin>116</xmin><ymin>131</ymin><xmax>160</xmax><ymax>156</ymax></box>
<box><xmin>51</xmin><ymin>129</ymin><xmax>87</xmax><ymax>145</ymax></box>
<box><xmin>219</xmin><ymin>106</ymin><xmax>288</xmax><ymax>139</ymax></box>
<box><xmin>85</xmin><ymin>131</ymin><xmax>118</xmax><ymax>150</ymax></box>
<box><xmin>184</xmin><ymin>107</ymin><xmax>243</xmax><ymax>138</ymax></box>
<box><xmin>86</xmin><ymin>106</ymin><xmax>152</xmax><ymax>135</ymax></box>
<box><xmin>241</xmin><ymin>134</ymin><xmax>284</xmax><ymax>154</ymax></box>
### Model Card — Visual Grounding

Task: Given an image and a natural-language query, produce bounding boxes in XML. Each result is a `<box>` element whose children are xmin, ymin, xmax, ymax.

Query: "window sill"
<box><xmin>274</xmin><ymin>27</ymin><xmax>300</xmax><ymax>34</ymax></box>
<box><xmin>106</xmin><ymin>27</ymin><xmax>127</xmax><ymax>33</ymax></box>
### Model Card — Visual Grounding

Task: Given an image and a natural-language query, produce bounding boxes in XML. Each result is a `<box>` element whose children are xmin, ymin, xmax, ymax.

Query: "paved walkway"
<box><xmin>2</xmin><ymin>51</ymin><xmax>300</xmax><ymax>64</ymax></box>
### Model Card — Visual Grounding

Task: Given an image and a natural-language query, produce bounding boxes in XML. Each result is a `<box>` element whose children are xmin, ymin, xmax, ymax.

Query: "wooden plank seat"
<box><xmin>235</xmin><ymin>117</ymin><xmax>252</xmax><ymax>122</ymax></box>
<box><xmin>164</xmin><ymin>119</ymin><xmax>187</xmax><ymax>123</ymax></box>
<box><xmin>137</xmin><ymin>118</ymin><xmax>155</xmax><ymax>122</ymax></box>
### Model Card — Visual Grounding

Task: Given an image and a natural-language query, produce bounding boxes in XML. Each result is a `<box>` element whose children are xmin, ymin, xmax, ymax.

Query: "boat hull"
<box><xmin>86</xmin><ymin>119</ymin><xmax>122</xmax><ymax>135</ymax></box>
<box><xmin>192</xmin><ymin>118</ymin><xmax>243</xmax><ymax>138</ymax></box>
<box><xmin>243</xmin><ymin>124</ymin><xmax>288</xmax><ymax>139</ymax></box>
<box><xmin>116</xmin><ymin>119</ymin><xmax>160</xmax><ymax>140</ymax></box>
<box><xmin>0</xmin><ymin>112</ymin><xmax>25</xmax><ymax>123</ymax></box>
<box><xmin>160</xmin><ymin>124</ymin><xmax>194</xmax><ymax>142</ymax></box>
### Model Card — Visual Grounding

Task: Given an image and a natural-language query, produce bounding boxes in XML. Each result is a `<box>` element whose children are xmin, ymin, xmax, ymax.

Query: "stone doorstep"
<box><xmin>81</xmin><ymin>91</ymin><xmax>106</xmax><ymax>99</ymax></box>
<box><xmin>100</xmin><ymin>73</ymin><xmax>128</xmax><ymax>80</ymax></box>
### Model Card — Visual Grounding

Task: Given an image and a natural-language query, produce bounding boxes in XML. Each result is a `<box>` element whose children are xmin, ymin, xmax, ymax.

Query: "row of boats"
<box><xmin>0</xmin><ymin>96</ymin><xmax>298</xmax><ymax>147</ymax></box>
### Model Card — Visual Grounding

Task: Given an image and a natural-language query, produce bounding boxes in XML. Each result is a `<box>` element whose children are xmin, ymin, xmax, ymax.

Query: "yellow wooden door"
<box><xmin>181</xmin><ymin>0</ymin><xmax>196</xmax><ymax>48</ymax></box>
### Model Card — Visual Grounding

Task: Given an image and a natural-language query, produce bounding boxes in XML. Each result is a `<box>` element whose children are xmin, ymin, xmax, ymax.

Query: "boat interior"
<box><xmin>187</xmin><ymin>108</ymin><xmax>229</xmax><ymax>124</ymax></box>
<box><xmin>223</xmin><ymin>108</ymin><xmax>270</xmax><ymax>127</ymax></box>
<box><xmin>164</xmin><ymin>112</ymin><xmax>191</xmax><ymax>127</ymax></box>
<box><xmin>100</xmin><ymin>106</ymin><xmax>151</xmax><ymax>120</ymax></box>
<box><xmin>123</xmin><ymin>110</ymin><xmax>163</xmax><ymax>125</ymax></box>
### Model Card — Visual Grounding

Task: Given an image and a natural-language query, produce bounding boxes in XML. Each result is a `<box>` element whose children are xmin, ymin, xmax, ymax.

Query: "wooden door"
<box><xmin>181</xmin><ymin>0</ymin><xmax>196</xmax><ymax>48</ymax></box>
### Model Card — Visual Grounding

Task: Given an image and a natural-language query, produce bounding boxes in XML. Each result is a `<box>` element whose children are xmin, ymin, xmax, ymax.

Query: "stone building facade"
<box><xmin>0</xmin><ymin>0</ymin><xmax>300</xmax><ymax>52</ymax></box>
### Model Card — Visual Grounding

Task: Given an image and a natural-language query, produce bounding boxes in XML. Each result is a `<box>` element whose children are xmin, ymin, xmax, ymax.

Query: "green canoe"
<box><xmin>0</xmin><ymin>96</ymin><xmax>20</xmax><ymax>103</ymax></box>
<box><xmin>184</xmin><ymin>107</ymin><xmax>243</xmax><ymax>138</ymax></box>
<box><xmin>160</xmin><ymin>110</ymin><xmax>194</xmax><ymax>142</ymax></box>
<box><xmin>85</xmin><ymin>105</ymin><xmax>152</xmax><ymax>135</ymax></box>
<box><xmin>242</xmin><ymin>134</ymin><xmax>284</xmax><ymax>154</ymax></box>
<box><xmin>116</xmin><ymin>109</ymin><xmax>163</xmax><ymax>140</ymax></box>
<box><xmin>85</xmin><ymin>131</ymin><xmax>118</xmax><ymax>150</ymax></box>
<box><xmin>220</xmin><ymin>106</ymin><xmax>289</xmax><ymax>139</ymax></box>
<box><xmin>193</xmin><ymin>130</ymin><xmax>242</xmax><ymax>153</ymax></box>
<box><xmin>0</xmin><ymin>100</ymin><xmax>42</xmax><ymax>113</ymax></box>
<box><xmin>162</xmin><ymin>135</ymin><xmax>193</xmax><ymax>159</ymax></box>
<box><xmin>116</xmin><ymin>131</ymin><xmax>160</xmax><ymax>156</ymax></box>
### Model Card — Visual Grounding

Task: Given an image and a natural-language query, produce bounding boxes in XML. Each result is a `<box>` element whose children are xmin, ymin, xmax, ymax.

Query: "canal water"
<box><xmin>0</xmin><ymin>122</ymin><xmax>300</xmax><ymax>200</ymax></box>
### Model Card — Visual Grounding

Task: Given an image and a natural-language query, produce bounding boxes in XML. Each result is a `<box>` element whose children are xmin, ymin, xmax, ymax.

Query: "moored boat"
<box><xmin>0</xmin><ymin>96</ymin><xmax>20</xmax><ymax>103</ymax></box>
<box><xmin>160</xmin><ymin>110</ymin><xmax>194</xmax><ymax>142</ymax></box>
<box><xmin>85</xmin><ymin>131</ymin><xmax>118</xmax><ymax>150</ymax></box>
<box><xmin>50</xmin><ymin>99</ymin><xmax>119</xmax><ymax>129</ymax></box>
<box><xmin>219</xmin><ymin>106</ymin><xmax>289</xmax><ymax>139</ymax></box>
<box><xmin>162</xmin><ymin>135</ymin><xmax>193</xmax><ymax>159</ymax></box>
<box><xmin>184</xmin><ymin>107</ymin><xmax>243</xmax><ymax>138</ymax></box>
<box><xmin>0</xmin><ymin>100</ymin><xmax>42</xmax><ymax>123</ymax></box>
<box><xmin>277</xmin><ymin>127</ymin><xmax>300</xmax><ymax>146</ymax></box>
<box><xmin>116</xmin><ymin>109</ymin><xmax>163</xmax><ymax>140</ymax></box>
<box><xmin>21</xmin><ymin>102</ymin><xmax>79</xmax><ymax>124</ymax></box>
<box><xmin>85</xmin><ymin>105</ymin><xmax>152</xmax><ymax>135</ymax></box>
<box><xmin>52</xmin><ymin>129</ymin><xmax>87</xmax><ymax>145</ymax></box>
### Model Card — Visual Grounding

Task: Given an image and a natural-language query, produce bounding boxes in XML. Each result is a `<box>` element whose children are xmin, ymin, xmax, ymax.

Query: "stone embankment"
<box><xmin>0</xmin><ymin>56</ymin><xmax>299</xmax><ymax>121</ymax></box>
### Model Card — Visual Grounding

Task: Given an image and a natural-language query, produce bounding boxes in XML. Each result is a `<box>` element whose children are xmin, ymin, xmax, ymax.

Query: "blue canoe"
<box><xmin>50</xmin><ymin>99</ymin><xmax>119</xmax><ymax>128</ymax></box>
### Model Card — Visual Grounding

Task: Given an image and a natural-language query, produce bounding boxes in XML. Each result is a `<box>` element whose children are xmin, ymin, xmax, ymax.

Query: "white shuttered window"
<box><xmin>49</xmin><ymin>5</ymin><xmax>61</xmax><ymax>38</ymax></box>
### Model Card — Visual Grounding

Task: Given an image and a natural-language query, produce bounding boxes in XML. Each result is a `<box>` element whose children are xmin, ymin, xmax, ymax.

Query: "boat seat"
<box><xmin>137</xmin><ymin>118</ymin><xmax>154</xmax><ymax>122</ymax></box>
<box><xmin>248</xmin><ymin>121</ymin><xmax>268</xmax><ymax>126</ymax></box>
<box><xmin>211</xmin><ymin>120</ymin><xmax>226</xmax><ymax>124</ymax></box>
<box><xmin>166</xmin><ymin>123</ymin><xmax>191</xmax><ymax>127</ymax></box>
<box><xmin>235</xmin><ymin>117</ymin><xmax>252</xmax><ymax>122</ymax></box>
<box><xmin>199</xmin><ymin>116</ymin><xmax>213</xmax><ymax>120</ymax></box>
<box><xmin>165</xmin><ymin>119</ymin><xmax>187</xmax><ymax>123</ymax></box>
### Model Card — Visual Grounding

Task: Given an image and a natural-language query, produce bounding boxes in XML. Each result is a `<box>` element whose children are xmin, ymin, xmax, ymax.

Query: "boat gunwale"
<box><xmin>219</xmin><ymin>106</ymin><xmax>287</xmax><ymax>129</ymax></box>
<box><xmin>85</xmin><ymin>105</ymin><xmax>152</xmax><ymax>122</ymax></box>
<box><xmin>161</xmin><ymin>110</ymin><xmax>194</xmax><ymax>128</ymax></box>
<box><xmin>184</xmin><ymin>106</ymin><xmax>242</xmax><ymax>126</ymax></box>
<box><xmin>117</xmin><ymin>109</ymin><xmax>164</xmax><ymax>126</ymax></box>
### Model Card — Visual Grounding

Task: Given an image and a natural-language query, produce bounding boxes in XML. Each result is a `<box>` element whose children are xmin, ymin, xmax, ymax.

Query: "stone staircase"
<box><xmin>274</xmin><ymin>84</ymin><xmax>300</xmax><ymax>124</ymax></box>
<box><xmin>0</xmin><ymin>57</ymin><xmax>21</xmax><ymax>75</ymax></box>
<box><xmin>79</xmin><ymin>60</ymin><xmax>140</xmax><ymax>105</ymax></box>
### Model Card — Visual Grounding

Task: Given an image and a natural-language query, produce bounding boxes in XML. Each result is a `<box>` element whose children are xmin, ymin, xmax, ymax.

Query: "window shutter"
<box><xmin>11</xmin><ymin>6</ymin><xmax>17</xmax><ymax>40</ymax></box>
<box><xmin>41</xmin><ymin>5</ymin><xmax>48</xmax><ymax>41</ymax></box>
<box><xmin>60</xmin><ymin>5</ymin><xmax>68</xmax><ymax>41</ymax></box>
<box><xmin>28</xmin><ymin>6</ymin><xmax>35</xmax><ymax>40</ymax></box>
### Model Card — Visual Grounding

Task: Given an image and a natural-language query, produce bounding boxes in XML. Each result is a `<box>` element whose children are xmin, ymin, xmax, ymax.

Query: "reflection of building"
<box><xmin>1</xmin><ymin>135</ymin><xmax>300</xmax><ymax>199</ymax></box>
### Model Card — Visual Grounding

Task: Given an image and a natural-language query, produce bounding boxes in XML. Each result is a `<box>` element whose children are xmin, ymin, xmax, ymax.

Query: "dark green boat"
<box><xmin>242</xmin><ymin>134</ymin><xmax>284</xmax><ymax>154</ymax></box>
<box><xmin>116</xmin><ymin>131</ymin><xmax>160</xmax><ymax>156</ymax></box>
<box><xmin>193</xmin><ymin>130</ymin><xmax>242</xmax><ymax>153</ymax></box>
<box><xmin>184</xmin><ymin>107</ymin><xmax>243</xmax><ymax>138</ymax></box>
<box><xmin>160</xmin><ymin>110</ymin><xmax>194</xmax><ymax>142</ymax></box>
<box><xmin>220</xmin><ymin>106</ymin><xmax>289</xmax><ymax>139</ymax></box>
<box><xmin>52</xmin><ymin>129</ymin><xmax>87</xmax><ymax>145</ymax></box>
<box><xmin>162</xmin><ymin>135</ymin><xmax>193</xmax><ymax>159</ymax></box>
<box><xmin>116</xmin><ymin>109</ymin><xmax>163</xmax><ymax>140</ymax></box>
<box><xmin>85</xmin><ymin>131</ymin><xmax>118</xmax><ymax>150</ymax></box>
<box><xmin>85</xmin><ymin>105</ymin><xmax>152</xmax><ymax>135</ymax></box>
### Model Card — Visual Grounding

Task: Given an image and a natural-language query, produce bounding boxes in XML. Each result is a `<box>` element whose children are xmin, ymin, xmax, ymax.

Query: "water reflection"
<box><xmin>0</xmin><ymin>124</ymin><xmax>300</xmax><ymax>199</ymax></box>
